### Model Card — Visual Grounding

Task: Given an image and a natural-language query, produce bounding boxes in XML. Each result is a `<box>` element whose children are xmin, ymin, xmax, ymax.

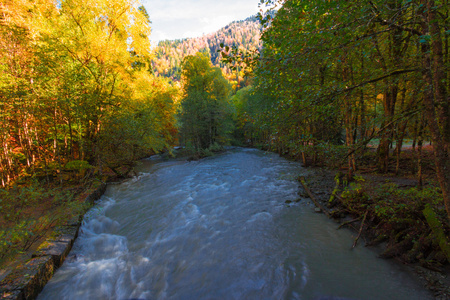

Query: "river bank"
<box><xmin>299</xmin><ymin>166</ymin><xmax>450</xmax><ymax>299</ymax></box>
<box><xmin>1</xmin><ymin>151</ymin><xmax>179</xmax><ymax>299</ymax></box>
<box><xmin>0</xmin><ymin>182</ymin><xmax>107</xmax><ymax>299</ymax></box>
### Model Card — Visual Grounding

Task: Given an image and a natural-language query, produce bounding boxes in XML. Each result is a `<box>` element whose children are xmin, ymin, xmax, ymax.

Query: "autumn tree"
<box><xmin>98</xmin><ymin>74</ymin><xmax>179</xmax><ymax>177</ymax></box>
<box><xmin>152</xmin><ymin>17</ymin><xmax>261</xmax><ymax>84</ymax></box>
<box><xmin>0</xmin><ymin>0</ymin><xmax>178</xmax><ymax>184</ymax></box>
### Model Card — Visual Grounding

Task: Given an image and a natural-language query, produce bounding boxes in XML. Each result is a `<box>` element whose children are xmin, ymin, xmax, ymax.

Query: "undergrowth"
<box><xmin>0</xmin><ymin>182</ymin><xmax>89</xmax><ymax>265</ymax></box>
<box><xmin>337</xmin><ymin>178</ymin><xmax>449</xmax><ymax>267</ymax></box>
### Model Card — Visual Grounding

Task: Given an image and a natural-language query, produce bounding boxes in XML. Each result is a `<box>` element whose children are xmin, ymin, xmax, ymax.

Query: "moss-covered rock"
<box><xmin>47</xmin><ymin>226</ymin><xmax>79</xmax><ymax>245</ymax></box>
<box><xmin>32</xmin><ymin>241</ymin><xmax>72</xmax><ymax>269</ymax></box>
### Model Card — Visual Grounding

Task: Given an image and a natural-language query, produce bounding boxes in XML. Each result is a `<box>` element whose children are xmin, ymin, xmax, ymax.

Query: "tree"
<box><xmin>228</xmin><ymin>0</ymin><xmax>450</xmax><ymax>221</ymax></box>
<box><xmin>179</xmin><ymin>53</ymin><xmax>232</xmax><ymax>153</ymax></box>
<box><xmin>98</xmin><ymin>74</ymin><xmax>179</xmax><ymax>177</ymax></box>
<box><xmin>0</xmin><ymin>0</ymin><xmax>176</xmax><ymax>184</ymax></box>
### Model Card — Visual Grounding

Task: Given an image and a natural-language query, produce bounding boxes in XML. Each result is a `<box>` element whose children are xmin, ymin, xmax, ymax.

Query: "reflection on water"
<box><xmin>38</xmin><ymin>148</ymin><xmax>432</xmax><ymax>300</ymax></box>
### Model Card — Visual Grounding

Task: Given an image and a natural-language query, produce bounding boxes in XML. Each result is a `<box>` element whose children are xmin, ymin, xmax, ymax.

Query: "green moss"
<box><xmin>35</xmin><ymin>240</ymin><xmax>54</xmax><ymax>253</ymax></box>
<box><xmin>423</xmin><ymin>204</ymin><xmax>450</xmax><ymax>263</ymax></box>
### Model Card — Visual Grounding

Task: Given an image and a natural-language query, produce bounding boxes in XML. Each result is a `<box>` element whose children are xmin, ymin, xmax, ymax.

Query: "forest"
<box><xmin>1</xmin><ymin>0</ymin><xmax>450</xmax><ymax>283</ymax></box>
<box><xmin>152</xmin><ymin>15</ymin><xmax>261</xmax><ymax>89</ymax></box>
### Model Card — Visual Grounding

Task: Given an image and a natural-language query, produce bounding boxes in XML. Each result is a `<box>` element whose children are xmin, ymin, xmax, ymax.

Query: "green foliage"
<box><xmin>208</xmin><ymin>142</ymin><xmax>224</xmax><ymax>152</ymax></box>
<box><xmin>340</xmin><ymin>182</ymin><xmax>371</xmax><ymax>213</ymax></box>
<box><xmin>0</xmin><ymin>220</ymin><xmax>36</xmax><ymax>258</ymax></box>
<box><xmin>341</xmin><ymin>181</ymin><xmax>444</xmax><ymax>231</ymax></box>
<box><xmin>65</xmin><ymin>160</ymin><xmax>93</xmax><ymax>171</ymax></box>
<box><xmin>0</xmin><ymin>183</ymin><xmax>46</xmax><ymax>223</ymax></box>
<box><xmin>179</xmin><ymin>53</ymin><xmax>233</xmax><ymax>153</ymax></box>
<box><xmin>200</xmin><ymin>148</ymin><xmax>214</xmax><ymax>157</ymax></box>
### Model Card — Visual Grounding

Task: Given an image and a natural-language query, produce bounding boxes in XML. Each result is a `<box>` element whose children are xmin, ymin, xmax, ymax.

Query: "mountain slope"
<box><xmin>152</xmin><ymin>16</ymin><xmax>261</xmax><ymax>87</ymax></box>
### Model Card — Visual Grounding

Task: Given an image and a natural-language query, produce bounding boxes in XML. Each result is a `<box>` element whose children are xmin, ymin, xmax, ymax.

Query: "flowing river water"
<box><xmin>38</xmin><ymin>148</ymin><xmax>433</xmax><ymax>300</ymax></box>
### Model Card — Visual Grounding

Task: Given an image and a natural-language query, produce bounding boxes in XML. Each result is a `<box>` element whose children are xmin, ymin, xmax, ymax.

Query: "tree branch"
<box><xmin>368</xmin><ymin>0</ymin><xmax>422</xmax><ymax>36</ymax></box>
<box><xmin>331</xmin><ymin>68</ymin><xmax>421</xmax><ymax>96</ymax></box>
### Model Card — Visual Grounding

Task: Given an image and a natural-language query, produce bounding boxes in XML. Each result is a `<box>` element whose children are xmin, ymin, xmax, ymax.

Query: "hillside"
<box><xmin>152</xmin><ymin>16</ymin><xmax>261</xmax><ymax>88</ymax></box>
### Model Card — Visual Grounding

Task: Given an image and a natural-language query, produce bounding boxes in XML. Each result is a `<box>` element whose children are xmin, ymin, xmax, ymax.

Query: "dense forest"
<box><xmin>152</xmin><ymin>16</ymin><xmax>261</xmax><ymax>89</ymax></box>
<box><xmin>1</xmin><ymin>0</ymin><xmax>450</xmax><ymax>283</ymax></box>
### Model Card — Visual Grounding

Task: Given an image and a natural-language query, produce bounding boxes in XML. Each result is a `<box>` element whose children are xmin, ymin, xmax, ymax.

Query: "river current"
<box><xmin>38</xmin><ymin>148</ymin><xmax>432</xmax><ymax>300</ymax></box>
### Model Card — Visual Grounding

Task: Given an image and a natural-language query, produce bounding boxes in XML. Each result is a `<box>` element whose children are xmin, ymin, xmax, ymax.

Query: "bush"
<box><xmin>200</xmin><ymin>148</ymin><xmax>214</xmax><ymax>157</ymax></box>
<box><xmin>208</xmin><ymin>142</ymin><xmax>223</xmax><ymax>152</ymax></box>
<box><xmin>340</xmin><ymin>179</ymin><xmax>445</xmax><ymax>242</ymax></box>
<box><xmin>65</xmin><ymin>160</ymin><xmax>93</xmax><ymax>171</ymax></box>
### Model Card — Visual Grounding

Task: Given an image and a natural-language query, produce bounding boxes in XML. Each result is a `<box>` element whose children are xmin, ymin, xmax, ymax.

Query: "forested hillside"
<box><xmin>152</xmin><ymin>16</ymin><xmax>261</xmax><ymax>89</ymax></box>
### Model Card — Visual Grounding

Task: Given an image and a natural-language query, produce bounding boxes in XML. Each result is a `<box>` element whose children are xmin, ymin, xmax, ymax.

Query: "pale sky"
<box><xmin>142</xmin><ymin>0</ymin><xmax>261</xmax><ymax>43</ymax></box>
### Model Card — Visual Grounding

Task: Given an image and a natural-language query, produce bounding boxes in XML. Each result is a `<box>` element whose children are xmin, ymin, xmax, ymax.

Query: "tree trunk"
<box><xmin>377</xmin><ymin>85</ymin><xmax>398</xmax><ymax>173</ymax></box>
<box><xmin>417</xmin><ymin>118</ymin><xmax>425</xmax><ymax>187</ymax></box>
<box><xmin>421</xmin><ymin>0</ymin><xmax>450</xmax><ymax>221</ymax></box>
<box><xmin>394</xmin><ymin>88</ymin><xmax>408</xmax><ymax>175</ymax></box>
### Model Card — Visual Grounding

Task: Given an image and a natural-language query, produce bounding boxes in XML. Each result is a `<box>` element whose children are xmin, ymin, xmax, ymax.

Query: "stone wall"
<box><xmin>0</xmin><ymin>183</ymin><xmax>107</xmax><ymax>300</ymax></box>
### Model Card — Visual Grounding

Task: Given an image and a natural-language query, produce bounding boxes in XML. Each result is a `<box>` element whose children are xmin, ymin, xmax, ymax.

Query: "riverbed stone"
<box><xmin>32</xmin><ymin>240</ymin><xmax>72</xmax><ymax>268</ymax></box>
<box><xmin>0</xmin><ymin>256</ymin><xmax>54</xmax><ymax>300</ymax></box>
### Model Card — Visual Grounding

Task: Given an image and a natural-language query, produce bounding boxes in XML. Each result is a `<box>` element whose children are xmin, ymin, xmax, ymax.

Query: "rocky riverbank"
<box><xmin>0</xmin><ymin>183</ymin><xmax>106</xmax><ymax>300</ymax></box>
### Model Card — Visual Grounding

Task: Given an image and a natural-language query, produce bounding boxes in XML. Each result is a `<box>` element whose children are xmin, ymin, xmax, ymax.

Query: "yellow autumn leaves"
<box><xmin>0</xmin><ymin>0</ymin><xmax>179</xmax><ymax>184</ymax></box>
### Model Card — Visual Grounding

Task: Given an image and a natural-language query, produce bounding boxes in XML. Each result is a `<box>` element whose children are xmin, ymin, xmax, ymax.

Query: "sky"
<box><xmin>142</xmin><ymin>0</ymin><xmax>261</xmax><ymax>44</ymax></box>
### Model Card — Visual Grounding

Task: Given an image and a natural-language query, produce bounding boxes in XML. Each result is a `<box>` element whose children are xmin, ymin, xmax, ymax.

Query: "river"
<box><xmin>38</xmin><ymin>148</ymin><xmax>432</xmax><ymax>300</ymax></box>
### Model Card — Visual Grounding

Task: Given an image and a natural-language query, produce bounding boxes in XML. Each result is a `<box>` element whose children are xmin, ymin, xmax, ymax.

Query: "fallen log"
<box><xmin>328</xmin><ymin>176</ymin><xmax>341</xmax><ymax>208</ymax></box>
<box><xmin>423</xmin><ymin>204</ymin><xmax>450</xmax><ymax>263</ymax></box>
<box><xmin>352</xmin><ymin>209</ymin><xmax>368</xmax><ymax>249</ymax></box>
<box><xmin>299</xmin><ymin>176</ymin><xmax>331</xmax><ymax>218</ymax></box>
